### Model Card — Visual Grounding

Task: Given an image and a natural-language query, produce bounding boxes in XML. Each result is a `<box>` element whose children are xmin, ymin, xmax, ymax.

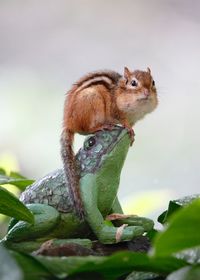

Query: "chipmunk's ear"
<box><xmin>147</xmin><ymin>67</ymin><xmax>151</xmax><ymax>74</ymax></box>
<box><xmin>124</xmin><ymin>67</ymin><xmax>131</xmax><ymax>79</ymax></box>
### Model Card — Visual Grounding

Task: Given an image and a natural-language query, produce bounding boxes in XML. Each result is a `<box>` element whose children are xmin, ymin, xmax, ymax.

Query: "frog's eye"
<box><xmin>131</xmin><ymin>79</ymin><xmax>138</xmax><ymax>87</ymax></box>
<box><xmin>152</xmin><ymin>80</ymin><xmax>155</xmax><ymax>87</ymax></box>
<box><xmin>84</xmin><ymin>136</ymin><xmax>96</xmax><ymax>150</ymax></box>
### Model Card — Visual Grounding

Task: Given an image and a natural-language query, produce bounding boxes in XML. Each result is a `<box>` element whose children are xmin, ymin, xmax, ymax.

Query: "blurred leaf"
<box><xmin>11</xmin><ymin>251</ymin><xmax>53</xmax><ymax>280</ymax></box>
<box><xmin>0</xmin><ymin>186</ymin><xmax>34</xmax><ymax>224</ymax></box>
<box><xmin>37</xmin><ymin>252</ymin><xmax>187</xmax><ymax>279</ymax></box>
<box><xmin>0</xmin><ymin>174</ymin><xmax>34</xmax><ymax>191</ymax></box>
<box><xmin>158</xmin><ymin>202</ymin><xmax>181</xmax><ymax>224</ymax></box>
<box><xmin>0</xmin><ymin>168</ymin><xmax>6</xmax><ymax>175</ymax></box>
<box><xmin>154</xmin><ymin>199</ymin><xmax>200</xmax><ymax>256</ymax></box>
<box><xmin>146</xmin><ymin>229</ymin><xmax>159</xmax><ymax>242</ymax></box>
<box><xmin>158</xmin><ymin>194</ymin><xmax>200</xmax><ymax>224</ymax></box>
<box><xmin>166</xmin><ymin>265</ymin><xmax>200</xmax><ymax>280</ymax></box>
<box><xmin>9</xmin><ymin>171</ymin><xmax>27</xmax><ymax>179</ymax></box>
<box><xmin>0</xmin><ymin>244</ymin><xmax>22</xmax><ymax>280</ymax></box>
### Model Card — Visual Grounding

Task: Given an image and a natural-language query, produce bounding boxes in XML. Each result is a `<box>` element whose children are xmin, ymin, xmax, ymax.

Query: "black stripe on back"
<box><xmin>76</xmin><ymin>71</ymin><xmax>121</xmax><ymax>88</ymax></box>
<box><xmin>78</xmin><ymin>79</ymin><xmax>113</xmax><ymax>92</ymax></box>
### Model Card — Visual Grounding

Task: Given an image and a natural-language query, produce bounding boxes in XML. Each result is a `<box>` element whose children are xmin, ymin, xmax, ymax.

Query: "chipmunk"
<box><xmin>61</xmin><ymin>67</ymin><xmax>158</xmax><ymax>219</ymax></box>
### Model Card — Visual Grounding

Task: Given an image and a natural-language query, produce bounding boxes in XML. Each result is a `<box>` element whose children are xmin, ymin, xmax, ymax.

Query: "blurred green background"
<box><xmin>0</xmin><ymin>0</ymin><xmax>200</xmax><ymax>223</ymax></box>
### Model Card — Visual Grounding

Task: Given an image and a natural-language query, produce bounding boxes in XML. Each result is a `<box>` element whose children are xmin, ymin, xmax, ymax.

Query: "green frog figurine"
<box><xmin>4</xmin><ymin>126</ymin><xmax>153</xmax><ymax>252</ymax></box>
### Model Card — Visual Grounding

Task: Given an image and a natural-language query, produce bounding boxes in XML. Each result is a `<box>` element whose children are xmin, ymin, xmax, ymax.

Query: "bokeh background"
<box><xmin>1</xmin><ymin>0</ymin><xmax>200</xmax><ymax>221</ymax></box>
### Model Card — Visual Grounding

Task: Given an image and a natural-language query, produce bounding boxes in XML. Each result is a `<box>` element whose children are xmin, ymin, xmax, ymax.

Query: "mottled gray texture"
<box><xmin>20</xmin><ymin>168</ymin><xmax>72</xmax><ymax>212</ymax></box>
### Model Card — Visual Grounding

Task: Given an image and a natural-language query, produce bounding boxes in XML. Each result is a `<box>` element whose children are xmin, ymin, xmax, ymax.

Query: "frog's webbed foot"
<box><xmin>6</xmin><ymin>204</ymin><xmax>60</xmax><ymax>242</ymax></box>
<box><xmin>106</xmin><ymin>213</ymin><xmax>154</xmax><ymax>233</ymax></box>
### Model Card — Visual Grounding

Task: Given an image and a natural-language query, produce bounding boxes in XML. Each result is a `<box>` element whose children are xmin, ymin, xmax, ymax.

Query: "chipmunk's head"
<box><xmin>117</xmin><ymin>67</ymin><xmax>158</xmax><ymax>124</ymax></box>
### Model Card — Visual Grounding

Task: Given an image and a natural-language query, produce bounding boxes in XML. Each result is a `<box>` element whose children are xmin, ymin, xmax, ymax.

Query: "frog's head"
<box><xmin>76</xmin><ymin>126</ymin><xmax>131</xmax><ymax>177</ymax></box>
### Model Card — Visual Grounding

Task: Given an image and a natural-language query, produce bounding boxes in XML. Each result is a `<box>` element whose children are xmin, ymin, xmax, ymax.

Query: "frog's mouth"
<box><xmin>107</xmin><ymin>128</ymin><xmax>130</xmax><ymax>156</ymax></box>
<box><xmin>97</xmin><ymin>127</ymin><xmax>130</xmax><ymax>175</ymax></box>
<box><xmin>93</xmin><ymin>126</ymin><xmax>130</xmax><ymax>163</ymax></box>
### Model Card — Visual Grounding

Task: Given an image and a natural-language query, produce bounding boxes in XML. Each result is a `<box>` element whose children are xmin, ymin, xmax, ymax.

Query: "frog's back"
<box><xmin>20</xmin><ymin>169</ymin><xmax>73</xmax><ymax>213</ymax></box>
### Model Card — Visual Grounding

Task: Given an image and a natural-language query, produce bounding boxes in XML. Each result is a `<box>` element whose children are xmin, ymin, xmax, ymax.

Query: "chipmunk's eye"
<box><xmin>152</xmin><ymin>80</ymin><xmax>155</xmax><ymax>87</ymax></box>
<box><xmin>131</xmin><ymin>80</ymin><xmax>138</xmax><ymax>87</ymax></box>
<box><xmin>84</xmin><ymin>137</ymin><xmax>96</xmax><ymax>150</ymax></box>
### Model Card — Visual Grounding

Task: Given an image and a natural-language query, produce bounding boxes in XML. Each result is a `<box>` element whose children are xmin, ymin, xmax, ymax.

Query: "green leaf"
<box><xmin>11</xmin><ymin>251</ymin><xmax>53</xmax><ymax>280</ymax></box>
<box><xmin>0</xmin><ymin>168</ymin><xmax>6</xmax><ymax>175</ymax></box>
<box><xmin>0</xmin><ymin>174</ymin><xmax>34</xmax><ymax>191</ymax></box>
<box><xmin>166</xmin><ymin>265</ymin><xmax>200</xmax><ymax>280</ymax></box>
<box><xmin>36</xmin><ymin>252</ymin><xmax>187</xmax><ymax>279</ymax></box>
<box><xmin>154</xmin><ymin>199</ymin><xmax>200</xmax><ymax>256</ymax></box>
<box><xmin>9</xmin><ymin>171</ymin><xmax>27</xmax><ymax>179</ymax></box>
<box><xmin>158</xmin><ymin>201</ymin><xmax>181</xmax><ymax>224</ymax></box>
<box><xmin>146</xmin><ymin>229</ymin><xmax>159</xmax><ymax>241</ymax></box>
<box><xmin>0</xmin><ymin>244</ymin><xmax>22</xmax><ymax>280</ymax></box>
<box><xmin>158</xmin><ymin>194</ymin><xmax>200</xmax><ymax>224</ymax></box>
<box><xmin>0</xmin><ymin>186</ymin><xmax>34</xmax><ymax>224</ymax></box>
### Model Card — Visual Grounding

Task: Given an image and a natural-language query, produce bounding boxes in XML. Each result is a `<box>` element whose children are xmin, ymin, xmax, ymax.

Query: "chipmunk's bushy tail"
<box><xmin>61</xmin><ymin>129</ymin><xmax>84</xmax><ymax>220</ymax></box>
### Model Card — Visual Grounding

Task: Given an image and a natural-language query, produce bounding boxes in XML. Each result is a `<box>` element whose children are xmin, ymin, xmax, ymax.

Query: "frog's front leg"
<box><xmin>108</xmin><ymin>196</ymin><xmax>154</xmax><ymax>232</ymax></box>
<box><xmin>81</xmin><ymin>176</ymin><xmax>144</xmax><ymax>244</ymax></box>
<box><xmin>5</xmin><ymin>204</ymin><xmax>60</xmax><ymax>242</ymax></box>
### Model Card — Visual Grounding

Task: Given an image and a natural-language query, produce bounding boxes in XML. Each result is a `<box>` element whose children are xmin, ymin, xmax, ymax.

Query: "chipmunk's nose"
<box><xmin>144</xmin><ymin>89</ymin><xmax>150</xmax><ymax>97</ymax></box>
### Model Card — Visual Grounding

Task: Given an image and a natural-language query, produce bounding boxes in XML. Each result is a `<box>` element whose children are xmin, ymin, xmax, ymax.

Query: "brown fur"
<box><xmin>61</xmin><ymin>68</ymin><xmax>158</xmax><ymax>218</ymax></box>
<box><xmin>60</xmin><ymin>129</ymin><xmax>84</xmax><ymax>218</ymax></box>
